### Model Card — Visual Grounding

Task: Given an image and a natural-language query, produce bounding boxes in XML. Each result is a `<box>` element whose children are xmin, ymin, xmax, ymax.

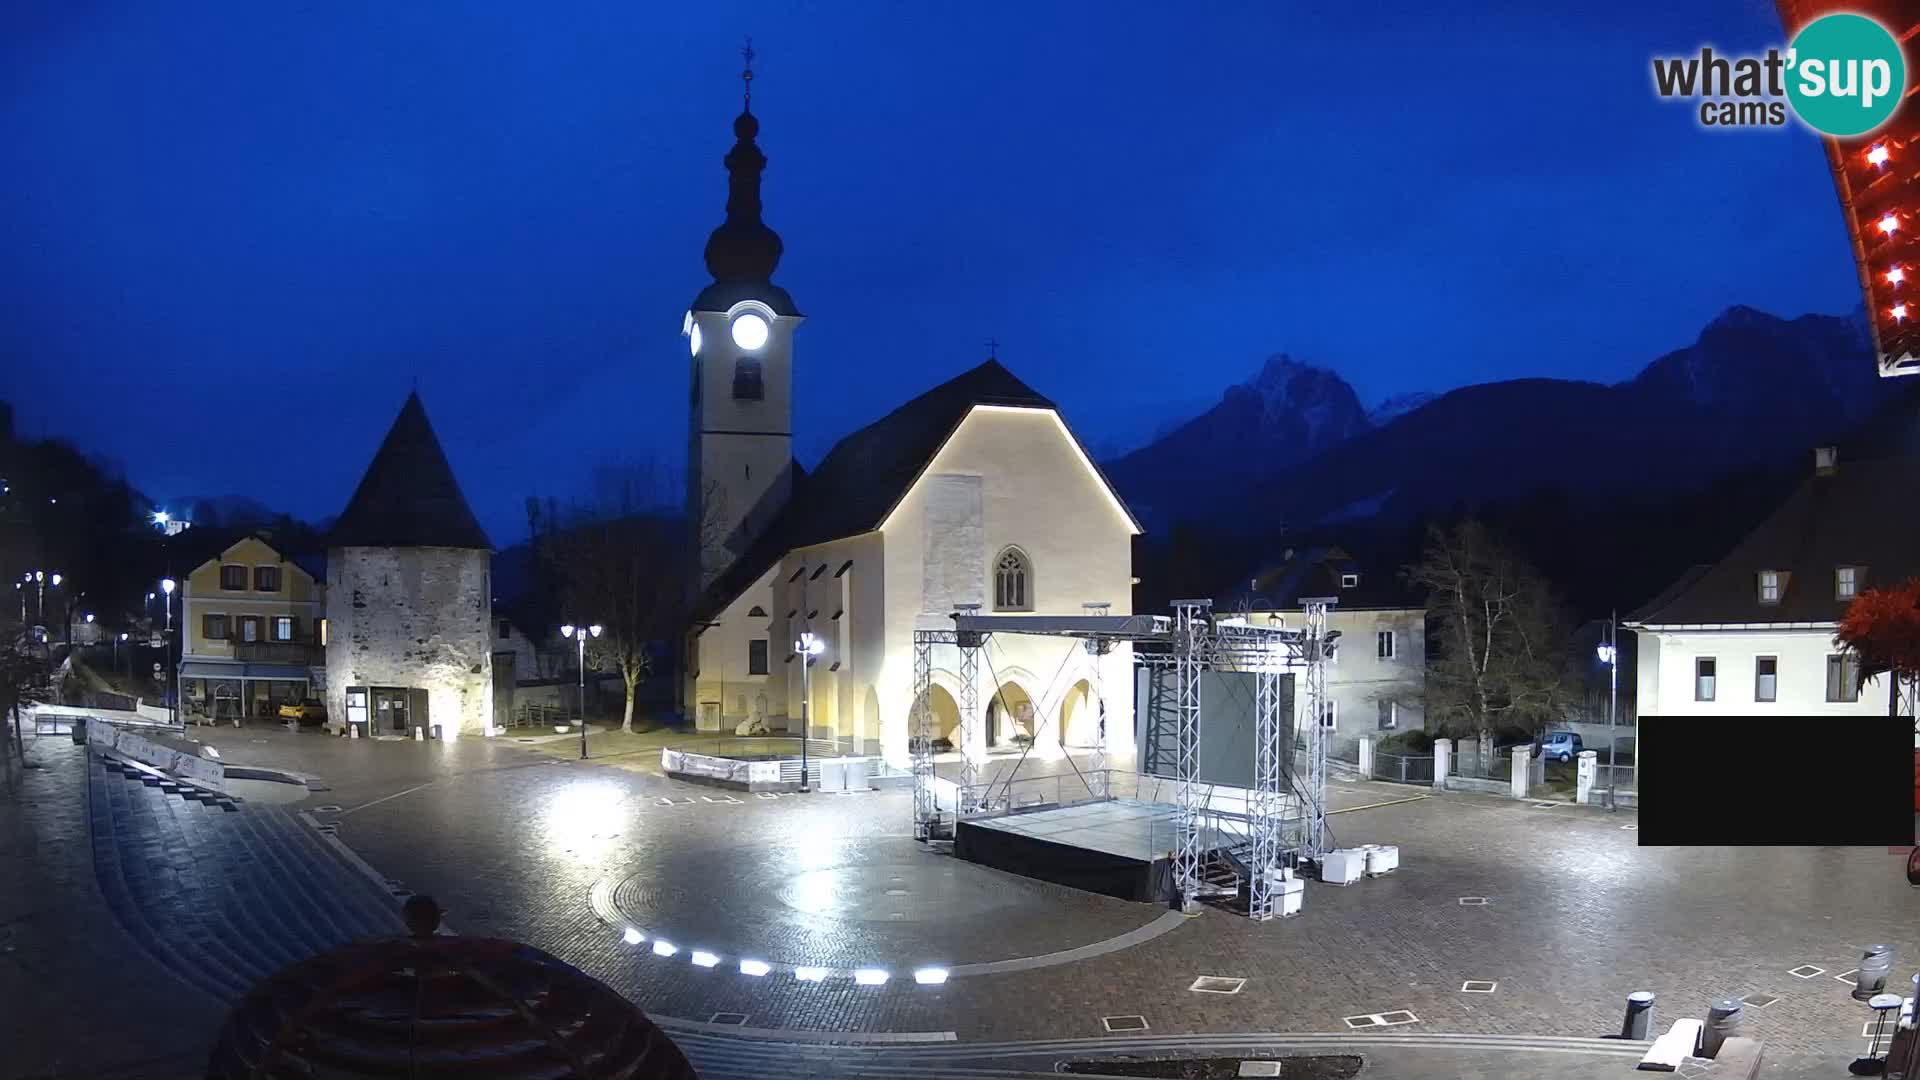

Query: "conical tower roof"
<box><xmin>329</xmin><ymin>393</ymin><xmax>491</xmax><ymax>550</ymax></box>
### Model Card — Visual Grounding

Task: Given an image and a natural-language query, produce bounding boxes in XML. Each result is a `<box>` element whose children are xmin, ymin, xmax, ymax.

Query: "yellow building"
<box><xmin>178</xmin><ymin>534</ymin><xmax>325</xmax><ymax>722</ymax></box>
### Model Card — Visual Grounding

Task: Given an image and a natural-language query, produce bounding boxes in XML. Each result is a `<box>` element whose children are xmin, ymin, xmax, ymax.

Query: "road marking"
<box><xmin>1189</xmin><ymin>976</ymin><xmax>1246</xmax><ymax>994</ymax></box>
<box><xmin>1461</xmin><ymin>980</ymin><xmax>1497</xmax><ymax>993</ymax></box>
<box><xmin>708</xmin><ymin>1012</ymin><xmax>749</xmax><ymax>1025</ymax></box>
<box><xmin>1458</xmin><ymin>897</ymin><xmax>1491</xmax><ymax>906</ymax></box>
<box><xmin>1238</xmin><ymin>1063</ymin><xmax>1282</xmax><ymax>1078</ymax></box>
<box><xmin>339</xmin><ymin>781</ymin><xmax>436</xmax><ymax>815</ymax></box>
<box><xmin>1101</xmin><ymin>1015</ymin><xmax>1149</xmax><ymax>1033</ymax></box>
<box><xmin>1788</xmin><ymin>964</ymin><xmax>1826</xmax><ymax>979</ymax></box>
<box><xmin>1741</xmin><ymin>993</ymin><xmax>1777</xmax><ymax>1009</ymax></box>
<box><xmin>1837</xmin><ymin>969</ymin><xmax>1859</xmax><ymax>985</ymax></box>
<box><xmin>1328</xmin><ymin>794</ymin><xmax>1431</xmax><ymax>815</ymax></box>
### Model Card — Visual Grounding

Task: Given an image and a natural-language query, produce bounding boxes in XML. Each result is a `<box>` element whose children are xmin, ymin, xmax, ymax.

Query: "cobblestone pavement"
<box><xmin>10</xmin><ymin>724</ymin><xmax>1920</xmax><ymax>1079</ymax></box>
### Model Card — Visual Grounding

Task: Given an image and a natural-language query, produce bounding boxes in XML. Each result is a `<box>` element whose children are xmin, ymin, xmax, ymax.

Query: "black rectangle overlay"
<box><xmin>1639</xmin><ymin>715</ymin><xmax>1914</xmax><ymax>846</ymax></box>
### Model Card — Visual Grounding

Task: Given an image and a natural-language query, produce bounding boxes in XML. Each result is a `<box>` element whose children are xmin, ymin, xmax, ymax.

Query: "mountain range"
<box><xmin>1106</xmin><ymin>305</ymin><xmax>1885</xmax><ymax>534</ymax></box>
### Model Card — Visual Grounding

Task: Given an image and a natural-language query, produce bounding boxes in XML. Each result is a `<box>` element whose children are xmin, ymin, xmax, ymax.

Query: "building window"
<box><xmin>1319</xmin><ymin>700</ymin><xmax>1338</xmax><ymax>729</ymax></box>
<box><xmin>1757</xmin><ymin>570</ymin><xmax>1781</xmax><ymax>604</ymax></box>
<box><xmin>203</xmin><ymin>613</ymin><xmax>229</xmax><ymax>640</ymax></box>
<box><xmin>1377</xmin><ymin>699</ymin><xmax>1397</xmax><ymax>730</ymax></box>
<box><xmin>1755</xmin><ymin>656</ymin><xmax>1777</xmax><ymax>702</ymax></box>
<box><xmin>1694</xmin><ymin>657</ymin><xmax>1716</xmax><ymax>701</ymax></box>
<box><xmin>1836</xmin><ymin>566</ymin><xmax>1859</xmax><ymax>601</ymax></box>
<box><xmin>220</xmin><ymin>565</ymin><xmax>247</xmax><ymax>591</ymax></box>
<box><xmin>239</xmin><ymin>616</ymin><xmax>262</xmax><ymax>643</ymax></box>
<box><xmin>1827</xmin><ymin>653</ymin><xmax>1861</xmax><ymax>702</ymax></box>
<box><xmin>1376</xmin><ymin>630</ymin><xmax>1395</xmax><ymax>659</ymax></box>
<box><xmin>1341</xmin><ymin>573</ymin><xmax>1359</xmax><ymax>588</ymax></box>
<box><xmin>732</xmin><ymin>358</ymin><xmax>764</xmax><ymax>400</ymax></box>
<box><xmin>747</xmin><ymin>605</ymin><xmax>767</xmax><ymax>618</ymax></box>
<box><xmin>994</xmin><ymin>547</ymin><xmax>1032</xmax><ymax>611</ymax></box>
<box><xmin>748</xmin><ymin>639</ymin><xmax>769</xmax><ymax>676</ymax></box>
<box><xmin>254</xmin><ymin>566</ymin><xmax>281</xmax><ymax>592</ymax></box>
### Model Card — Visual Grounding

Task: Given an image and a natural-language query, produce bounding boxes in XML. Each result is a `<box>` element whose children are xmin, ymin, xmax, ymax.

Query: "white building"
<box><xmin>682</xmin><ymin>100</ymin><xmax>1140</xmax><ymax>766</ymax></box>
<box><xmin>1224</xmin><ymin>547</ymin><xmax>1427</xmax><ymax>759</ymax></box>
<box><xmin>324</xmin><ymin>394</ymin><xmax>495</xmax><ymax>740</ymax></box>
<box><xmin>1626</xmin><ymin>447</ymin><xmax>1908</xmax><ymax>726</ymax></box>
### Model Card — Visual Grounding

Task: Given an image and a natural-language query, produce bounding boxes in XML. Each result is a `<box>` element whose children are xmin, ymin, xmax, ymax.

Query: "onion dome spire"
<box><xmin>704</xmin><ymin>38</ymin><xmax>783</xmax><ymax>283</ymax></box>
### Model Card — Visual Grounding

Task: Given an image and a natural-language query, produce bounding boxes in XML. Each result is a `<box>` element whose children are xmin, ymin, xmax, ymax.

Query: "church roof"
<box><xmin>329</xmin><ymin>393</ymin><xmax>491</xmax><ymax>551</ymax></box>
<box><xmin>1627</xmin><ymin>450</ymin><xmax>1920</xmax><ymax>626</ymax></box>
<box><xmin>698</xmin><ymin>359</ymin><xmax>1133</xmax><ymax>619</ymax></box>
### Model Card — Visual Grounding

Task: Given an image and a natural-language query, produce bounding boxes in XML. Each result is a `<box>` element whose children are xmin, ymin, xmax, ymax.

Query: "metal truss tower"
<box><xmin>1249</xmin><ymin>655</ymin><xmax>1283</xmax><ymax>919</ymax></box>
<box><xmin>1170</xmin><ymin>600</ymin><xmax>1210</xmax><ymax>915</ymax></box>
<box><xmin>1300</xmin><ymin>597</ymin><xmax>1335</xmax><ymax>859</ymax></box>
<box><xmin>911</xmin><ymin>633</ymin><xmax>937</xmax><ymax>841</ymax></box>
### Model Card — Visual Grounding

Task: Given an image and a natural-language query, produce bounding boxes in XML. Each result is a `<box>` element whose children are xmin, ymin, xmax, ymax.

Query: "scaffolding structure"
<box><xmin>910</xmin><ymin>599</ymin><xmax>1334</xmax><ymax>920</ymax></box>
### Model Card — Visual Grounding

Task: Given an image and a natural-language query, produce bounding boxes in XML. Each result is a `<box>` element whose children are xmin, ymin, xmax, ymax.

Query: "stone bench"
<box><xmin>1712</xmin><ymin>1037</ymin><xmax>1763</xmax><ymax>1078</ymax></box>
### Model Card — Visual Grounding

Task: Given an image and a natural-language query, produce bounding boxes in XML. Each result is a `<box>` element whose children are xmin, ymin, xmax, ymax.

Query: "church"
<box><xmin>682</xmin><ymin>78</ymin><xmax>1140</xmax><ymax>769</ymax></box>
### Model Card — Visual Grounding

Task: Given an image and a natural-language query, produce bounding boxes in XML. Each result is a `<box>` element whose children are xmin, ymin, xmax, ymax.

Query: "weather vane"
<box><xmin>741</xmin><ymin>36</ymin><xmax>755</xmax><ymax>112</ymax></box>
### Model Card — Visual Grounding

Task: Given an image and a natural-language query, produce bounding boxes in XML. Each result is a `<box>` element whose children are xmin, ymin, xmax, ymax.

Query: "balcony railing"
<box><xmin>232</xmin><ymin>641</ymin><xmax>322</xmax><ymax>665</ymax></box>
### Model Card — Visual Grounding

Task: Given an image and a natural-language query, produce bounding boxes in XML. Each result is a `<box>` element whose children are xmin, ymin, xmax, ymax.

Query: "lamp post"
<box><xmin>1596</xmin><ymin>613</ymin><xmax>1619</xmax><ymax>813</ymax></box>
<box><xmin>30</xmin><ymin>570</ymin><xmax>60</xmax><ymax>623</ymax></box>
<box><xmin>116</xmin><ymin>631</ymin><xmax>128</xmax><ymax>677</ymax></box>
<box><xmin>560</xmin><ymin>623</ymin><xmax>602</xmax><ymax>760</ymax></box>
<box><xmin>795</xmin><ymin>631</ymin><xmax>825</xmax><ymax>793</ymax></box>
<box><xmin>161</xmin><ymin>578</ymin><xmax>177</xmax><ymax>729</ymax></box>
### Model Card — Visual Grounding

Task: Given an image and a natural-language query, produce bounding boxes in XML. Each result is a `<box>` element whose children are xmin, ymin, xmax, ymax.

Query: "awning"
<box><xmin>179</xmin><ymin>661</ymin><xmax>313</xmax><ymax>681</ymax></box>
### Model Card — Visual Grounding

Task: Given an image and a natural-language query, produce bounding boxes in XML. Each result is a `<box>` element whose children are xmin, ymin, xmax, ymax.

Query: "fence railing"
<box><xmin>668</xmin><ymin>734</ymin><xmax>843</xmax><ymax>761</ymax></box>
<box><xmin>1451</xmin><ymin>747</ymin><xmax>1513</xmax><ymax>781</ymax></box>
<box><xmin>1373</xmin><ymin>752</ymin><xmax>1435</xmax><ymax>785</ymax></box>
<box><xmin>1594</xmin><ymin>763</ymin><xmax>1637</xmax><ymax>791</ymax></box>
<box><xmin>502</xmin><ymin>702</ymin><xmax>575</xmax><ymax>730</ymax></box>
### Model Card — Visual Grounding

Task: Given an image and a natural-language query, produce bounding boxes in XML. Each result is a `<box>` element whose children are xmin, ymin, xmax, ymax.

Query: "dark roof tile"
<box><xmin>329</xmin><ymin>393</ymin><xmax>490</xmax><ymax>551</ymax></box>
<box><xmin>1629</xmin><ymin>453</ymin><xmax>1919</xmax><ymax>625</ymax></box>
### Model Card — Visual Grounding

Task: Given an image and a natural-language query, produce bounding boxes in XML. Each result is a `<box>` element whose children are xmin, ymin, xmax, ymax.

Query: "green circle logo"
<box><xmin>1786</xmin><ymin>13</ymin><xmax>1906</xmax><ymax>137</ymax></box>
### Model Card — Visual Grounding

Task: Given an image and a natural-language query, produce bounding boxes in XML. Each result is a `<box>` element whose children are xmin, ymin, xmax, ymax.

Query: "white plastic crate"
<box><xmin>1364</xmin><ymin>844</ymin><xmax>1399</xmax><ymax>876</ymax></box>
<box><xmin>1320</xmin><ymin>848</ymin><xmax>1365</xmax><ymax>885</ymax></box>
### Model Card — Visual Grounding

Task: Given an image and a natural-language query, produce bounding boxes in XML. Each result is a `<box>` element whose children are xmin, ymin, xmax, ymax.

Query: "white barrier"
<box><xmin>87</xmin><ymin>720</ymin><xmax>226</xmax><ymax>791</ymax></box>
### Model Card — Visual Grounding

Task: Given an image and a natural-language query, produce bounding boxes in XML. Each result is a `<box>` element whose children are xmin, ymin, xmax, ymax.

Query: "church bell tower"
<box><xmin>687</xmin><ymin>42</ymin><xmax>801</xmax><ymax>589</ymax></box>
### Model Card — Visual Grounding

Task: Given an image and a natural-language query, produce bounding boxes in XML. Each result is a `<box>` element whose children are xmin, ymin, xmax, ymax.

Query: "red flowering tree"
<box><xmin>1835</xmin><ymin>578</ymin><xmax>1920</xmax><ymax>723</ymax></box>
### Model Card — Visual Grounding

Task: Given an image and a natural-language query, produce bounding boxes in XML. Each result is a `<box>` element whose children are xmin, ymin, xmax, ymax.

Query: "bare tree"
<box><xmin>546</xmin><ymin>463</ymin><xmax>726</xmax><ymax>733</ymax></box>
<box><xmin>1402</xmin><ymin>519</ymin><xmax>1574</xmax><ymax>740</ymax></box>
<box><xmin>0</xmin><ymin>619</ymin><xmax>53</xmax><ymax>763</ymax></box>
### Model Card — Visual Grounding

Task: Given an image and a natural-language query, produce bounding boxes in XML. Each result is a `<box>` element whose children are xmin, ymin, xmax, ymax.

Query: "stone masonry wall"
<box><xmin>324</xmin><ymin>546</ymin><xmax>493</xmax><ymax>737</ymax></box>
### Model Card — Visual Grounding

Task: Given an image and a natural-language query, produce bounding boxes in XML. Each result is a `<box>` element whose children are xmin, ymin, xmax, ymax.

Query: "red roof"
<box><xmin>1780</xmin><ymin>0</ymin><xmax>1920</xmax><ymax>375</ymax></box>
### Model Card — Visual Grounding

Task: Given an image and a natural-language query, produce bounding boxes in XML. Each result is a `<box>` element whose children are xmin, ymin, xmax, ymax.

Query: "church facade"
<box><xmin>682</xmin><ymin>93</ymin><xmax>1139</xmax><ymax>769</ymax></box>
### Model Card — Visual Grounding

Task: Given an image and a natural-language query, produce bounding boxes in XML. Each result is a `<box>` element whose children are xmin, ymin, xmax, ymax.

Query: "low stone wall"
<box><xmin>87</xmin><ymin>721</ymin><xmax>226</xmax><ymax>792</ymax></box>
<box><xmin>1442</xmin><ymin>776</ymin><xmax>1511</xmax><ymax>796</ymax></box>
<box><xmin>661</xmin><ymin>748</ymin><xmax>785</xmax><ymax>791</ymax></box>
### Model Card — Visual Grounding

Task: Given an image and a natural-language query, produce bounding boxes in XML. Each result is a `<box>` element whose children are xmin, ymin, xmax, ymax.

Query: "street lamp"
<box><xmin>1596</xmin><ymin>613</ymin><xmax>1619</xmax><ymax>813</ymax></box>
<box><xmin>560</xmin><ymin>623</ymin><xmax>602</xmax><ymax>760</ymax></box>
<box><xmin>795</xmin><ymin>631</ymin><xmax>826</xmax><ymax>793</ymax></box>
<box><xmin>161</xmin><ymin>578</ymin><xmax>177</xmax><ymax>728</ymax></box>
<box><xmin>116</xmin><ymin>631</ymin><xmax>128</xmax><ymax>676</ymax></box>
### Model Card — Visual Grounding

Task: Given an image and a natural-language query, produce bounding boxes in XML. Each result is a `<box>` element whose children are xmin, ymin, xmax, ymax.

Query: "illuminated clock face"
<box><xmin>730</xmin><ymin>312</ymin><xmax>770</xmax><ymax>350</ymax></box>
<box><xmin>689</xmin><ymin>322</ymin><xmax>703</xmax><ymax>357</ymax></box>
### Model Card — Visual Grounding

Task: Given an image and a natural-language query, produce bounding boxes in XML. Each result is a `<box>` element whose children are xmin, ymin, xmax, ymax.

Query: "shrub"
<box><xmin>1376</xmin><ymin>728</ymin><xmax>1433</xmax><ymax>754</ymax></box>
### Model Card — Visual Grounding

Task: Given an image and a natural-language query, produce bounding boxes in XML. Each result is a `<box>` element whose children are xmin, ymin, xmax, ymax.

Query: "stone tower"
<box><xmin>686</xmin><ymin>69</ymin><xmax>802</xmax><ymax>590</ymax></box>
<box><xmin>324</xmin><ymin>393</ymin><xmax>494</xmax><ymax>739</ymax></box>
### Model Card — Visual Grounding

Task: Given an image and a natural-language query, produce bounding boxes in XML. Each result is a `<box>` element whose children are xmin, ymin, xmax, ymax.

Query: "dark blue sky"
<box><xmin>1</xmin><ymin>2</ymin><xmax>1862</xmax><ymax>545</ymax></box>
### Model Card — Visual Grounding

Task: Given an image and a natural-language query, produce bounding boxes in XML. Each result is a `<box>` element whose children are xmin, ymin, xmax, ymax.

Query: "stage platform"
<box><xmin>954</xmin><ymin>798</ymin><xmax>1187</xmax><ymax>903</ymax></box>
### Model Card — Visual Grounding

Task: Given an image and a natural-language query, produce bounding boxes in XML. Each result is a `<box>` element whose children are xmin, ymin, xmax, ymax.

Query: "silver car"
<box><xmin>1539</xmin><ymin>732</ymin><xmax>1584</xmax><ymax>763</ymax></box>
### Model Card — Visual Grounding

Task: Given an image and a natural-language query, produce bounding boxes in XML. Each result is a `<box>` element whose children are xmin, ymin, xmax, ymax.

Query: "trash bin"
<box><xmin>843</xmin><ymin>756</ymin><xmax>871</xmax><ymax>792</ymax></box>
<box><xmin>1621</xmin><ymin>991</ymin><xmax>1656</xmax><ymax>1040</ymax></box>
<box><xmin>1858</xmin><ymin>944</ymin><xmax>1896</xmax><ymax>1000</ymax></box>
<box><xmin>817</xmin><ymin>759</ymin><xmax>847</xmax><ymax>793</ymax></box>
<box><xmin>1702</xmin><ymin>998</ymin><xmax>1742</xmax><ymax>1058</ymax></box>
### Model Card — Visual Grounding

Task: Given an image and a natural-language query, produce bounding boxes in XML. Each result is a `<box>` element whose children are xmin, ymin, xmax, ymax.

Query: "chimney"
<box><xmin>1814</xmin><ymin>446</ymin><xmax>1837</xmax><ymax>475</ymax></box>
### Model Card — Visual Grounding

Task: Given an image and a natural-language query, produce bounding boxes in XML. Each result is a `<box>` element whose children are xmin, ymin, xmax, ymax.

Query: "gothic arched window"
<box><xmin>994</xmin><ymin>547</ymin><xmax>1032</xmax><ymax>611</ymax></box>
<box><xmin>732</xmin><ymin>358</ymin><xmax>764</xmax><ymax>400</ymax></box>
